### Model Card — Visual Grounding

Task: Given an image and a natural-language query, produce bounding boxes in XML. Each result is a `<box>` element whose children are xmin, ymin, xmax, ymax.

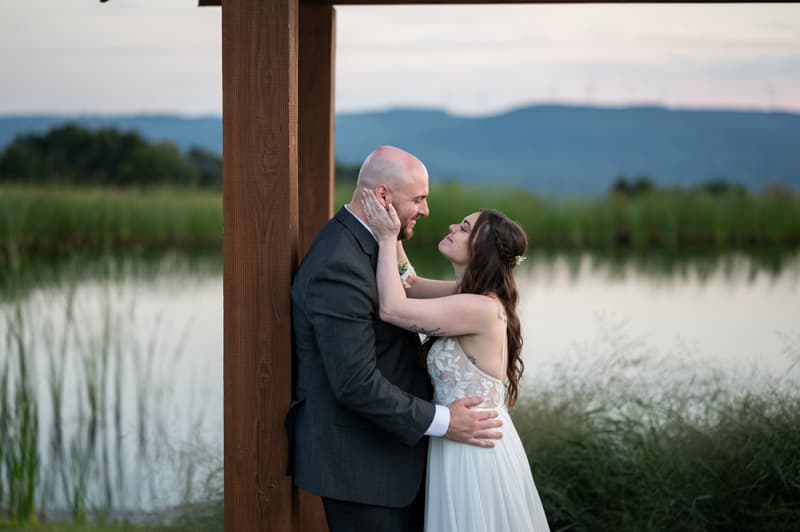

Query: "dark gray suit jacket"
<box><xmin>288</xmin><ymin>207</ymin><xmax>436</xmax><ymax>508</ymax></box>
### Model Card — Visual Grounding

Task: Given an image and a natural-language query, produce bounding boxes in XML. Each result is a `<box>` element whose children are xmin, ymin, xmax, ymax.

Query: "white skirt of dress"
<box><xmin>424</xmin><ymin>409</ymin><xmax>550</xmax><ymax>532</ymax></box>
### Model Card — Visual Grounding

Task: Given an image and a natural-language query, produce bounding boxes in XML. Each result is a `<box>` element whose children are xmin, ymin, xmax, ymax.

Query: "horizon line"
<box><xmin>1</xmin><ymin>101</ymin><xmax>799</xmax><ymax>120</ymax></box>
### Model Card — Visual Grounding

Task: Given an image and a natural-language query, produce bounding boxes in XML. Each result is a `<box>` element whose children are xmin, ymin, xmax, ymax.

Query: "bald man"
<box><xmin>287</xmin><ymin>146</ymin><xmax>500</xmax><ymax>532</ymax></box>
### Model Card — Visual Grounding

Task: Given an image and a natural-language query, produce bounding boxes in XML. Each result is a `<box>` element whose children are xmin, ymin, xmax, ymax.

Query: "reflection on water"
<box><xmin>0</xmin><ymin>253</ymin><xmax>222</xmax><ymax>520</ymax></box>
<box><xmin>518</xmin><ymin>251</ymin><xmax>800</xmax><ymax>391</ymax></box>
<box><xmin>524</xmin><ymin>248</ymin><xmax>800</xmax><ymax>285</ymax></box>
<box><xmin>0</xmin><ymin>250</ymin><xmax>798</xmax><ymax>517</ymax></box>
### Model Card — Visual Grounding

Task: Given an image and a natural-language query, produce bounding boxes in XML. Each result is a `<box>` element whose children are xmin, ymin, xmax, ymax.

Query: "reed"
<box><xmin>0</xmin><ymin>185</ymin><xmax>221</xmax><ymax>258</ymax></box>
<box><xmin>3</xmin><ymin>183</ymin><xmax>799</xmax><ymax>262</ymax></box>
<box><xmin>1</xmin><ymin>300</ymin><xmax>39</xmax><ymax>523</ymax></box>
<box><xmin>394</xmin><ymin>182</ymin><xmax>800</xmax><ymax>251</ymax></box>
<box><xmin>513</xmin><ymin>328</ymin><xmax>800</xmax><ymax>531</ymax></box>
<box><xmin>0</xmin><ymin>257</ymin><xmax>222</xmax><ymax>526</ymax></box>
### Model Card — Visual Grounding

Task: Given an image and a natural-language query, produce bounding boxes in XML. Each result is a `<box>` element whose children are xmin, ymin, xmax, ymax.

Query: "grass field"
<box><xmin>0</xmin><ymin>503</ymin><xmax>222</xmax><ymax>532</ymax></box>
<box><xmin>514</xmin><ymin>375</ymin><xmax>800</xmax><ymax>531</ymax></box>
<box><xmin>352</xmin><ymin>182</ymin><xmax>800</xmax><ymax>251</ymax></box>
<box><xmin>0</xmin><ymin>185</ymin><xmax>221</xmax><ymax>261</ymax></box>
<box><xmin>1</xmin><ymin>183</ymin><xmax>798</xmax><ymax>262</ymax></box>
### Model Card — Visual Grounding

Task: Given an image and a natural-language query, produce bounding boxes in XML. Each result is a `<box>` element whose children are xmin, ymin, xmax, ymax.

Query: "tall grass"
<box><xmin>2</xmin><ymin>183</ymin><xmax>799</xmax><ymax>263</ymax></box>
<box><xmin>2</xmin><ymin>301</ymin><xmax>39</xmax><ymax>523</ymax></box>
<box><xmin>513</xmin><ymin>325</ymin><xmax>800</xmax><ymax>531</ymax></box>
<box><xmin>0</xmin><ymin>257</ymin><xmax>222</xmax><ymax>527</ymax></box>
<box><xmin>0</xmin><ymin>185</ymin><xmax>221</xmax><ymax>260</ymax></box>
<box><xmin>403</xmin><ymin>182</ymin><xmax>800</xmax><ymax>251</ymax></box>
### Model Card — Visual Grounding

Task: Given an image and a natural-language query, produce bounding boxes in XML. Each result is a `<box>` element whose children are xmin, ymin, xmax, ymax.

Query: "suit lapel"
<box><xmin>334</xmin><ymin>206</ymin><xmax>379</xmax><ymax>267</ymax></box>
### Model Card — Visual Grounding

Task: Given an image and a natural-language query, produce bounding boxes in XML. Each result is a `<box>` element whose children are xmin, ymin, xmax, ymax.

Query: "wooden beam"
<box><xmin>203</xmin><ymin>0</ymin><xmax>748</xmax><ymax>7</ymax></box>
<box><xmin>313</xmin><ymin>0</ymin><xmax>752</xmax><ymax>4</ymax></box>
<box><xmin>222</xmin><ymin>0</ymin><xmax>299</xmax><ymax>530</ymax></box>
<box><xmin>298</xmin><ymin>4</ymin><xmax>337</xmax><ymax>259</ymax></box>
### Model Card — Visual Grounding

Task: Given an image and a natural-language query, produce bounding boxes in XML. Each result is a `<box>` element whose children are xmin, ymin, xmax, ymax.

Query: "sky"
<box><xmin>1</xmin><ymin>1</ymin><xmax>799</xmax><ymax>117</ymax></box>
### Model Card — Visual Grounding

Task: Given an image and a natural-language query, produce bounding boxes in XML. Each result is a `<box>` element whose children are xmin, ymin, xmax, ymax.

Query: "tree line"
<box><xmin>0</xmin><ymin>124</ymin><xmax>366</xmax><ymax>190</ymax></box>
<box><xmin>0</xmin><ymin>124</ymin><xmax>779</xmax><ymax>199</ymax></box>
<box><xmin>0</xmin><ymin>123</ymin><xmax>222</xmax><ymax>188</ymax></box>
<box><xmin>610</xmin><ymin>175</ymin><xmax>752</xmax><ymax>198</ymax></box>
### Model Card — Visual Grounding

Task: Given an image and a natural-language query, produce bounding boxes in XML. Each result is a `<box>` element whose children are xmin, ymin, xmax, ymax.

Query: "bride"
<box><xmin>361</xmin><ymin>190</ymin><xmax>550</xmax><ymax>532</ymax></box>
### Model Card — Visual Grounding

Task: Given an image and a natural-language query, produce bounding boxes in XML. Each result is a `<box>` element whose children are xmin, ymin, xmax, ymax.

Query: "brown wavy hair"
<box><xmin>422</xmin><ymin>209</ymin><xmax>528</xmax><ymax>408</ymax></box>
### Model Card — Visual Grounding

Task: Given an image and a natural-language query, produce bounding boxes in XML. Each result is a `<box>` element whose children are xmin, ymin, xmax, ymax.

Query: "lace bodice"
<box><xmin>427</xmin><ymin>337</ymin><xmax>507</xmax><ymax>410</ymax></box>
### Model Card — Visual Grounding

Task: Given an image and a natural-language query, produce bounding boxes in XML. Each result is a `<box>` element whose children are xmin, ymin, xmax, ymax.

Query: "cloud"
<box><xmin>1</xmin><ymin>2</ymin><xmax>798</xmax><ymax>115</ymax></box>
<box><xmin>336</xmin><ymin>4</ymin><xmax>800</xmax><ymax>114</ymax></box>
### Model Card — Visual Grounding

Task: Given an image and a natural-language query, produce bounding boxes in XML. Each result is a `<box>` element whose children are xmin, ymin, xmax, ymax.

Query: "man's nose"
<box><xmin>419</xmin><ymin>199</ymin><xmax>429</xmax><ymax>217</ymax></box>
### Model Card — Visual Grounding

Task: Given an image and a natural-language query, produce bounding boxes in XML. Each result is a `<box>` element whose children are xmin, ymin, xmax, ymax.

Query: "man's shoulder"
<box><xmin>292</xmin><ymin>217</ymin><xmax>375</xmax><ymax>308</ymax></box>
<box><xmin>304</xmin><ymin>217</ymin><xmax>355</xmax><ymax>261</ymax></box>
<box><xmin>296</xmin><ymin>217</ymin><xmax>370</xmax><ymax>278</ymax></box>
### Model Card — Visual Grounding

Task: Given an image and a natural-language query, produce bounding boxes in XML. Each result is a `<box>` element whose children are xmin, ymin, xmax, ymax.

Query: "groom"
<box><xmin>288</xmin><ymin>146</ymin><xmax>502</xmax><ymax>532</ymax></box>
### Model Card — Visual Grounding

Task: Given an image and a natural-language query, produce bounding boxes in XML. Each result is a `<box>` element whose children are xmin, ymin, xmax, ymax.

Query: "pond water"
<box><xmin>1</xmin><ymin>250</ymin><xmax>798</xmax><ymax>516</ymax></box>
<box><xmin>518</xmin><ymin>252</ymin><xmax>800</xmax><ymax>387</ymax></box>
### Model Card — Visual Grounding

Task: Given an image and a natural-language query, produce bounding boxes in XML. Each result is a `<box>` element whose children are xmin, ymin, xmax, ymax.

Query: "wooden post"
<box><xmin>293</xmin><ymin>4</ymin><xmax>336</xmax><ymax>531</ymax></box>
<box><xmin>222</xmin><ymin>0</ymin><xmax>299</xmax><ymax>530</ymax></box>
<box><xmin>298</xmin><ymin>3</ymin><xmax>337</xmax><ymax>258</ymax></box>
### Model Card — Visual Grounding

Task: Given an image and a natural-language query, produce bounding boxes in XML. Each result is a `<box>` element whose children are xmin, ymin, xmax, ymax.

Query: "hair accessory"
<box><xmin>514</xmin><ymin>255</ymin><xmax>527</xmax><ymax>267</ymax></box>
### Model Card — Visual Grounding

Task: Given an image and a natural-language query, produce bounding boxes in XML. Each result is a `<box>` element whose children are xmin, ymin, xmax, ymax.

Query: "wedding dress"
<box><xmin>425</xmin><ymin>336</ymin><xmax>550</xmax><ymax>532</ymax></box>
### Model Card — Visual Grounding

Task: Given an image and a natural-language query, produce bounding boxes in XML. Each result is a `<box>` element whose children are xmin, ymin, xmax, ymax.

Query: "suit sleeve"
<box><xmin>304</xmin><ymin>257</ymin><xmax>435</xmax><ymax>446</ymax></box>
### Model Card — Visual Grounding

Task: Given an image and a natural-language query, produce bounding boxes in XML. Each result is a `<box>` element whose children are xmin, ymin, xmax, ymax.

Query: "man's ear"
<box><xmin>375</xmin><ymin>184</ymin><xmax>390</xmax><ymax>207</ymax></box>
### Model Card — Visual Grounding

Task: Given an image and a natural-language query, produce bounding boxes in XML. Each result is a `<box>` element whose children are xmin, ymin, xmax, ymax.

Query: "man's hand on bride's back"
<box><xmin>361</xmin><ymin>188</ymin><xmax>400</xmax><ymax>241</ymax></box>
<box><xmin>445</xmin><ymin>397</ymin><xmax>503</xmax><ymax>448</ymax></box>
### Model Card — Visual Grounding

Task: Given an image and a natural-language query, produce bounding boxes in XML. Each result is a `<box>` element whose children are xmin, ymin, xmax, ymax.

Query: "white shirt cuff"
<box><xmin>424</xmin><ymin>404</ymin><xmax>450</xmax><ymax>437</ymax></box>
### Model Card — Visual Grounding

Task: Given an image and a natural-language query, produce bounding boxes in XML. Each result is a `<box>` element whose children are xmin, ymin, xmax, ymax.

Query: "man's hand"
<box><xmin>445</xmin><ymin>397</ymin><xmax>503</xmax><ymax>448</ymax></box>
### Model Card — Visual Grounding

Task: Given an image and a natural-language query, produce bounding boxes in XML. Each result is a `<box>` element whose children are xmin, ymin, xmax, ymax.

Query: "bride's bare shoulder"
<box><xmin>442</xmin><ymin>293</ymin><xmax>506</xmax><ymax>332</ymax></box>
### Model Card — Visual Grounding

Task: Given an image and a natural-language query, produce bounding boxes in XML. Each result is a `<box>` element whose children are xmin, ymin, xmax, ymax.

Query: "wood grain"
<box><xmin>292</xmin><ymin>5</ymin><xmax>336</xmax><ymax>531</ymax></box>
<box><xmin>298</xmin><ymin>4</ymin><xmax>336</xmax><ymax>261</ymax></box>
<box><xmin>222</xmin><ymin>0</ymin><xmax>299</xmax><ymax>530</ymax></box>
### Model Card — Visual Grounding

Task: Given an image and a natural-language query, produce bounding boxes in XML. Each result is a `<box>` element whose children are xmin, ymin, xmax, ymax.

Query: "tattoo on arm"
<box><xmin>409</xmin><ymin>325</ymin><xmax>445</xmax><ymax>336</ymax></box>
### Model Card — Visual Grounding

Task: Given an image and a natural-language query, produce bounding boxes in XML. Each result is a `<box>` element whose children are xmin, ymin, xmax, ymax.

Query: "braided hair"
<box><xmin>421</xmin><ymin>209</ymin><xmax>528</xmax><ymax>408</ymax></box>
<box><xmin>461</xmin><ymin>210</ymin><xmax>527</xmax><ymax>407</ymax></box>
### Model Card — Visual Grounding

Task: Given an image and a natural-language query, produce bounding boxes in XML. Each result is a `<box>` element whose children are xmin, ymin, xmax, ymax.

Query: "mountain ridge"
<box><xmin>2</xmin><ymin>105</ymin><xmax>798</xmax><ymax>196</ymax></box>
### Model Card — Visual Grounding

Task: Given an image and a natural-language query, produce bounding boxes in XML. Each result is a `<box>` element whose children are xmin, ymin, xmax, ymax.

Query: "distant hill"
<box><xmin>0</xmin><ymin>115</ymin><xmax>222</xmax><ymax>155</ymax></box>
<box><xmin>2</xmin><ymin>105</ymin><xmax>799</xmax><ymax>196</ymax></box>
<box><xmin>336</xmin><ymin>106</ymin><xmax>800</xmax><ymax>196</ymax></box>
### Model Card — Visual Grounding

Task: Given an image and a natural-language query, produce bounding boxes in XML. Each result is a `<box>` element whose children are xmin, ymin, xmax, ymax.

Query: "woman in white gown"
<box><xmin>362</xmin><ymin>190</ymin><xmax>550</xmax><ymax>532</ymax></box>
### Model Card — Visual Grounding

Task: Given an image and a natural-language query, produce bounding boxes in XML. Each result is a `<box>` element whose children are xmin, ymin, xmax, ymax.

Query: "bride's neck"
<box><xmin>453</xmin><ymin>264</ymin><xmax>466</xmax><ymax>288</ymax></box>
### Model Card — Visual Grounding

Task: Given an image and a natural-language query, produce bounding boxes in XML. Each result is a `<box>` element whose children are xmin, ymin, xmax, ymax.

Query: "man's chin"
<box><xmin>400</xmin><ymin>227</ymin><xmax>414</xmax><ymax>241</ymax></box>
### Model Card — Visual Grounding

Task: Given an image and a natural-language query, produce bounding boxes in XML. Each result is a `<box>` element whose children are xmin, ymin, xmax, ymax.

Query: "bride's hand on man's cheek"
<box><xmin>361</xmin><ymin>189</ymin><xmax>399</xmax><ymax>235</ymax></box>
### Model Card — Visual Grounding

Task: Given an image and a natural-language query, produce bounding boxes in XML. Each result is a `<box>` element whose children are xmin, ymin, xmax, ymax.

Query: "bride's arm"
<box><xmin>363</xmin><ymin>189</ymin><xmax>505</xmax><ymax>446</ymax></box>
<box><xmin>363</xmin><ymin>191</ymin><xmax>491</xmax><ymax>337</ymax></box>
<box><xmin>397</xmin><ymin>241</ymin><xmax>457</xmax><ymax>299</ymax></box>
